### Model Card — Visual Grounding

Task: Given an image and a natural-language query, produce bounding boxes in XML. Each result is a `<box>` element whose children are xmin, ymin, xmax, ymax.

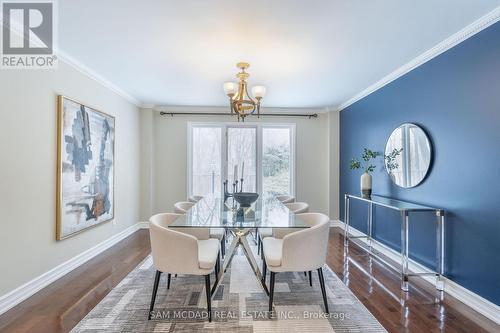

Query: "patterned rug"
<box><xmin>71</xmin><ymin>237</ymin><xmax>386</xmax><ymax>332</ymax></box>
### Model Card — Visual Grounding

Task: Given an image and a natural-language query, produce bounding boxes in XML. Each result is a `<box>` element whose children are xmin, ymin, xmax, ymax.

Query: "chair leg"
<box><xmin>269</xmin><ymin>272</ymin><xmax>276</xmax><ymax>313</ymax></box>
<box><xmin>304</xmin><ymin>271</ymin><xmax>307</xmax><ymax>276</ymax></box>
<box><xmin>261</xmin><ymin>256</ymin><xmax>267</xmax><ymax>285</ymax></box>
<box><xmin>148</xmin><ymin>270</ymin><xmax>162</xmax><ymax>320</ymax></box>
<box><xmin>257</xmin><ymin>236</ymin><xmax>261</xmax><ymax>255</ymax></box>
<box><xmin>215</xmin><ymin>255</ymin><xmax>220</xmax><ymax>277</ymax></box>
<box><xmin>167</xmin><ymin>273</ymin><xmax>171</xmax><ymax>290</ymax></box>
<box><xmin>221</xmin><ymin>236</ymin><xmax>225</xmax><ymax>258</ymax></box>
<box><xmin>205</xmin><ymin>274</ymin><xmax>212</xmax><ymax>322</ymax></box>
<box><xmin>317</xmin><ymin>268</ymin><xmax>329</xmax><ymax>313</ymax></box>
<box><xmin>308</xmin><ymin>271</ymin><xmax>312</xmax><ymax>287</ymax></box>
<box><xmin>260</xmin><ymin>241</ymin><xmax>264</xmax><ymax>260</ymax></box>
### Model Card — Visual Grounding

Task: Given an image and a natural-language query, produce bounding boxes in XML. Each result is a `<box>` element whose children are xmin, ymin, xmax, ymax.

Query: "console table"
<box><xmin>344</xmin><ymin>194</ymin><xmax>445</xmax><ymax>292</ymax></box>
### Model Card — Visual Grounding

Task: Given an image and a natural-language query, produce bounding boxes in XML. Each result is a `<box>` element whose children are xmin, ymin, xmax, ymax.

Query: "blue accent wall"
<box><xmin>340</xmin><ymin>21</ymin><xmax>500</xmax><ymax>305</ymax></box>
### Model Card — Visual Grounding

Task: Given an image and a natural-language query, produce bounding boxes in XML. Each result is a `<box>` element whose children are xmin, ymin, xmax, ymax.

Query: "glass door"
<box><xmin>188</xmin><ymin>122</ymin><xmax>295</xmax><ymax>199</ymax></box>
<box><xmin>226</xmin><ymin>126</ymin><xmax>257</xmax><ymax>192</ymax></box>
<box><xmin>190</xmin><ymin>125</ymin><xmax>223</xmax><ymax>197</ymax></box>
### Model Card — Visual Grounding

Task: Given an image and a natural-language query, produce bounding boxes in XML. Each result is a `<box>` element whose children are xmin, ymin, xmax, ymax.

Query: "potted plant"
<box><xmin>350</xmin><ymin>148</ymin><xmax>382</xmax><ymax>198</ymax></box>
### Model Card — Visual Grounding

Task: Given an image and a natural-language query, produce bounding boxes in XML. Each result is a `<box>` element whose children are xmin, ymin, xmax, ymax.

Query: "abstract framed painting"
<box><xmin>56</xmin><ymin>95</ymin><xmax>115</xmax><ymax>240</ymax></box>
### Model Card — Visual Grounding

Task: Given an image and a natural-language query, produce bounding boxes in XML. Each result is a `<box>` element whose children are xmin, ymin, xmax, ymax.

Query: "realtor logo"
<box><xmin>1</xmin><ymin>1</ymin><xmax>57</xmax><ymax>68</ymax></box>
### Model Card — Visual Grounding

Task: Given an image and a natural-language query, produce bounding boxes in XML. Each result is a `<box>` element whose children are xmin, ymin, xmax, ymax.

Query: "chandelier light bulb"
<box><xmin>223</xmin><ymin>82</ymin><xmax>238</xmax><ymax>96</ymax></box>
<box><xmin>251</xmin><ymin>85</ymin><xmax>266</xmax><ymax>99</ymax></box>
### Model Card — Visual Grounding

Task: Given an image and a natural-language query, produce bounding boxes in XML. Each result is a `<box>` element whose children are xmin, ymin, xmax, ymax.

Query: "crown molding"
<box><xmin>335</xmin><ymin>6</ymin><xmax>500</xmax><ymax>112</ymax></box>
<box><xmin>0</xmin><ymin>23</ymin><xmax>141</xmax><ymax>107</ymax></box>
<box><xmin>140</xmin><ymin>103</ymin><xmax>155</xmax><ymax>109</ymax></box>
<box><xmin>4</xmin><ymin>22</ymin><xmax>141</xmax><ymax>106</ymax></box>
<box><xmin>56</xmin><ymin>50</ymin><xmax>141</xmax><ymax>107</ymax></box>
<box><xmin>152</xmin><ymin>105</ymin><xmax>328</xmax><ymax>114</ymax></box>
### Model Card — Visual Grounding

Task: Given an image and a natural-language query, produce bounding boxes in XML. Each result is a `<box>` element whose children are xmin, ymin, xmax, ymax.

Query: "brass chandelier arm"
<box><xmin>233</xmin><ymin>80</ymin><xmax>257</xmax><ymax>119</ymax></box>
<box><xmin>228</xmin><ymin>96</ymin><xmax>235</xmax><ymax>114</ymax></box>
<box><xmin>224</xmin><ymin>62</ymin><xmax>266</xmax><ymax>121</ymax></box>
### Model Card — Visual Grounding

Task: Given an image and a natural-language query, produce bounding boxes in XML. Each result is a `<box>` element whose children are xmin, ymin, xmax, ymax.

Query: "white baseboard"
<box><xmin>330</xmin><ymin>220</ymin><xmax>343</xmax><ymax>228</ymax></box>
<box><xmin>0</xmin><ymin>222</ymin><xmax>145</xmax><ymax>316</ymax></box>
<box><xmin>330</xmin><ymin>220</ymin><xmax>500</xmax><ymax>324</ymax></box>
<box><xmin>3</xmin><ymin>220</ymin><xmax>497</xmax><ymax>324</ymax></box>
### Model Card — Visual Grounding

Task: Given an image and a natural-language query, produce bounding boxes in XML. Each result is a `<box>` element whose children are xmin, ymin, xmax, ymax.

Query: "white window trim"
<box><xmin>187</xmin><ymin>122</ymin><xmax>296</xmax><ymax>198</ymax></box>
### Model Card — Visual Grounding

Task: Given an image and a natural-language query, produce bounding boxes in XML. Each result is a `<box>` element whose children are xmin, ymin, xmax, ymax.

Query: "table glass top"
<box><xmin>171</xmin><ymin>195</ymin><xmax>310</xmax><ymax>228</ymax></box>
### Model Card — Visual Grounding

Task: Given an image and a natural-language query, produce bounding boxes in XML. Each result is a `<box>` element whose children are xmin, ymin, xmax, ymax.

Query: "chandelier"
<box><xmin>223</xmin><ymin>62</ymin><xmax>266</xmax><ymax>122</ymax></box>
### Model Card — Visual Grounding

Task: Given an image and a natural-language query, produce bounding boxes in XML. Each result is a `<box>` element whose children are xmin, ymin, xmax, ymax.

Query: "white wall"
<box><xmin>140</xmin><ymin>109</ymin><xmax>154</xmax><ymax>220</ymax></box>
<box><xmin>0</xmin><ymin>61</ymin><xmax>141</xmax><ymax>296</ymax></box>
<box><xmin>140</xmin><ymin>107</ymin><xmax>332</xmax><ymax>220</ymax></box>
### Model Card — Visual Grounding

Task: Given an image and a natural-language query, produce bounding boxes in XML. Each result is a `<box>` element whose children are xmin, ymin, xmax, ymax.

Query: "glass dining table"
<box><xmin>170</xmin><ymin>195</ymin><xmax>309</xmax><ymax>297</ymax></box>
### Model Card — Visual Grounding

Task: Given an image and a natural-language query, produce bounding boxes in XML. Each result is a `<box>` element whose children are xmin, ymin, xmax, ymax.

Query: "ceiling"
<box><xmin>58</xmin><ymin>0</ymin><xmax>500</xmax><ymax>109</ymax></box>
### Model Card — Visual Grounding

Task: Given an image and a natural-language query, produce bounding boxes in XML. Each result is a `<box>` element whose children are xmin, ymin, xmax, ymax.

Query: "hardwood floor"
<box><xmin>0</xmin><ymin>227</ymin><xmax>498</xmax><ymax>332</ymax></box>
<box><xmin>0</xmin><ymin>230</ymin><xmax>151</xmax><ymax>333</ymax></box>
<box><xmin>326</xmin><ymin>228</ymin><xmax>499</xmax><ymax>333</ymax></box>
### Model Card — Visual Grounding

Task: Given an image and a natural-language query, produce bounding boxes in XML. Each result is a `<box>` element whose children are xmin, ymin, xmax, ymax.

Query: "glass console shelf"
<box><xmin>344</xmin><ymin>194</ymin><xmax>445</xmax><ymax>292</ymax></box>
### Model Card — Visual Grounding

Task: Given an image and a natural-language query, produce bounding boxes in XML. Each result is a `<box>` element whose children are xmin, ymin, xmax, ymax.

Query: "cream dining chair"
<box><xmin>276</xmin><ymin>195</ymin><xmax>295</xmax><ymax>204</ymax></box>
<box><xmin>257</xmin><ymin>201</ymin><xmax>309</xmax><ymax>256</ymax></box>
<box><xmin>148</xmin><ymin>213</ymin><xmax>220</xmax><ymax>322</ymax></box>
<box><xmin>174</xmin><ymin>201</ymin><xmax>226</xmax><ymax>257</ymax></box>
<box><xmin>188</xmin><ymin>195</ymin><xmax>204</xmax><ymax>203</ymax></box>
<box><xmin>174</xmin><ymin>201</ymin><xmax>195</xmax><ymax>214</ymax></box>
<box><xmin>151</xmin><ymin>212</ymin><xmax>221</xmax><ymax>281</ymax></box>
<box><xmin>261</xmin><ymin>212</ymin><xmax>330</xmax><ymax>314</ymax></box>
<box><xmin>284</xmin><ymin>202</ymin><xmax>309</xmax><ymax>214</ymax></box>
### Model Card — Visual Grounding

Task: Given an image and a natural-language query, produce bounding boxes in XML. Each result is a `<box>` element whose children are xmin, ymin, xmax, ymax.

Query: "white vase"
<box><xmin>361</xmin><ymin>172</ymin><xmax>372</xmax><ymax>198</ymax></box>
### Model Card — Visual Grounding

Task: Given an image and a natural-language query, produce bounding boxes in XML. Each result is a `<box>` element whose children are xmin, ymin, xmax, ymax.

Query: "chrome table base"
<box><xmin>211</xmin><ymin>228</ymin><xmax>269</xmax><ymax>297</ymax></box>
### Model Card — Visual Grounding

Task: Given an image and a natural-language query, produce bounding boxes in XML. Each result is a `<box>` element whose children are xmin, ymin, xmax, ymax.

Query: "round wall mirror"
<box><xmin>385</xmin><ymin>123</ymin><xmax>432</xmax><ymax>188</ymax></box>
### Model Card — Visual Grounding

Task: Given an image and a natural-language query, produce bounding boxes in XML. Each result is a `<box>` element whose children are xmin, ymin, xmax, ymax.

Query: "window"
<box><xmin>227</xmin><ymin>126</ymin><xmax>257</xmax><ymax>192</ymax></box>
<box><xmin>190</xmin><ymin>126</ymin><xmax>222</xmax><ymax>196</ymax></box>
<box><xmin>262</xmin><ymin>127</ymin><xmax>293</xmax><ymax>196</ymax></box>
<box><xmin>188</xmin><ymin>123</ymin><xmax>295</xmax><ymax>198</ymax></box>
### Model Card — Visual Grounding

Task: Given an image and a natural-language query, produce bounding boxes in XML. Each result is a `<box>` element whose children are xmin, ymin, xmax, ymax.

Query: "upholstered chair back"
<box><xmin>276</xmin><ymin>195</ymin><xmax>295</xmax><ymax>204</ymax></box>
<box><xmin>284</xmin><ymin>202</ymin><xmax>309</xmax><ymax>214</ymax></box>
<box><xmin>174</xmin><ymin>201</ymin><xmax>195</xmax><ymax>213</ymax></box>
<box><xmin>149</xmin><ymin>213</ymin><xmax>202</xmax><ymax>274</ymax></box>
<box><xmin>281</xmin><ymin>213</ymin><xmax>330</xmax><ymax>272</ymax></box>
<box><xmin>151</xmin><ymin>212</ymin><xmax>209</xmax><ymax>241</ymax></box>
<box><xmin>189</xmin><ymin>195</ymin><xmax>204</xmax><ymax>203</ymax></box>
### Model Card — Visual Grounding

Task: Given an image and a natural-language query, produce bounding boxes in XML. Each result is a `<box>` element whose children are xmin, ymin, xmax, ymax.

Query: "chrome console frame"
<box><xmin>344</xmin><ymin>194</ymin><xmax>445</xmax><ymax>292</ymax></box>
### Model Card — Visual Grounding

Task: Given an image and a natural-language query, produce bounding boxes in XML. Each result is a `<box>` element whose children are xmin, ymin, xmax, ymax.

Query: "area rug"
<box><xmin>71</xmin><ymin>238</ymin><xmax>386</xmax><ymax>333</ymax></box>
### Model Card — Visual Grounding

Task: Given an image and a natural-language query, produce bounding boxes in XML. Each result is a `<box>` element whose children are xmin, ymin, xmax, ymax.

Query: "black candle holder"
<box><xmin>224</xmin><ymin>178</ymin><xmax>244</xmax><ymax>203</ymax></box>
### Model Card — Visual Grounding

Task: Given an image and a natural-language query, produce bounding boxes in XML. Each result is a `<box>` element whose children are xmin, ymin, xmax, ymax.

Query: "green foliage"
<box><xmin>262</xmin><ymin>144</ymin><xmax>290</xmax><ymax>177</ymax></box>
<box><xmin>384</xmin><ymin>148</ymin><xmax>403</xmax><ymax>172</ymax></box>
<box><xmin>362</xmin><ymin>148</ymin><xmax>382</xmax><ymax>162</ymax></box>
<box><xmin>262</xmin><ymin>144</ymin><xmax>291</xmax><ymax>196</ymax></box>
<box><xmin>349</xmin><ymin>159</ymin><xmax>361</xmax><ymax>170</ymax></box>
<box><xmin>263</xmin><ymin>170</ymin><xmax>290</xmax><ymax>196</ymax></box>
<box><xmin>350</xmin><ymin>148</ymin><xmax>381</xmax><ymax>173</ymax></box>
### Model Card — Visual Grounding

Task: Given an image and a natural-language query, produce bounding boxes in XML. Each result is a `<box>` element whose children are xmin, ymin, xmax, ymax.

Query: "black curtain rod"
<box><xmin>159</xmin><ymin>111</ymin><xmax>318</xmax><ymax>118</ymax></box>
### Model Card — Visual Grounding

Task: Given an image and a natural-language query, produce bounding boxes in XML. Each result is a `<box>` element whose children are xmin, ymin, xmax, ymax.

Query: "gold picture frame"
<box><xmin>56</xmin><ymin>95</ymin><xmax>115</xmax><ymax>240</ymax></box>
